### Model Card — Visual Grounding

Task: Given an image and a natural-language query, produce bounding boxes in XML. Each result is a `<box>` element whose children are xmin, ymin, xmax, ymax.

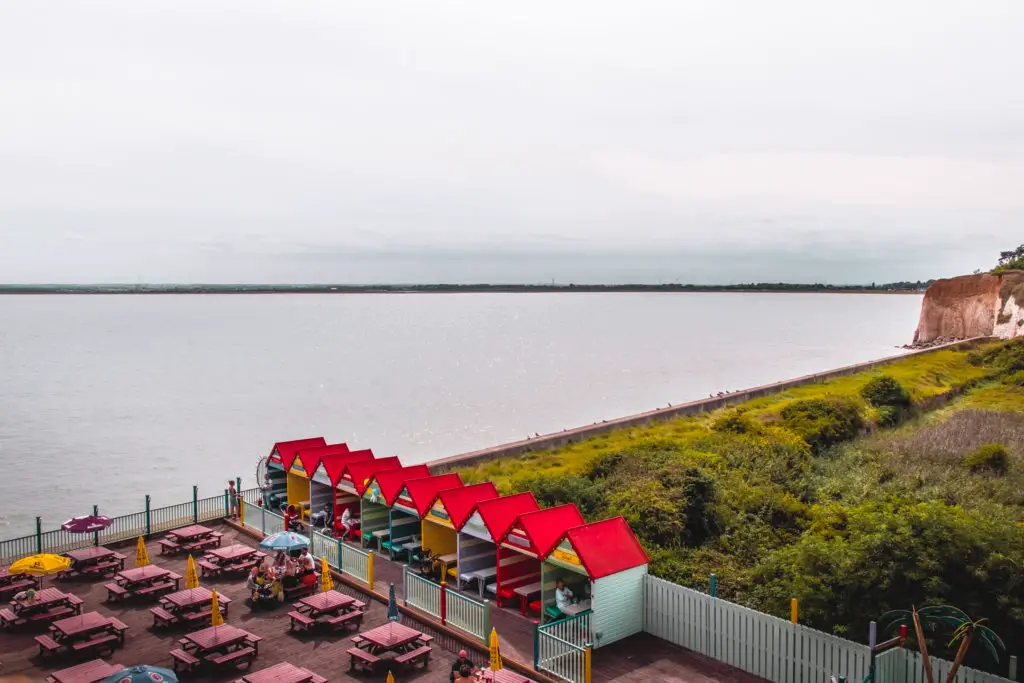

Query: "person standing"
<box><xmin>227</xmin><ymin>480</ymin><xmax>240</xmax><ymax>519</ymax></box>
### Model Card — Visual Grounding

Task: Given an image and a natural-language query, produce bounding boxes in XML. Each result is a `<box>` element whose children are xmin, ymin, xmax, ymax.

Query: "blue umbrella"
<box><xmin>102</xmin><ymin>665</ymin><xmax>178</xmax><ymax>683</ymax></box>
<box><xmin>388</xmin><ymin>582</ymin><xmax>399</xmax><ymax>622</ymax></box>
<box><xmin>259</xmin><ymin>531</ymin><xmax>310</xmax><ymax>552</ymax></box>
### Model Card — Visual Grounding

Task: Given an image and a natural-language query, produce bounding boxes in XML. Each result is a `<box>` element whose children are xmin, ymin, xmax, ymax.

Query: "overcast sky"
<box><xmin>1</xmin><ymin>1</ymin><xmax>1022</xmax><ymax>284</ymax></box>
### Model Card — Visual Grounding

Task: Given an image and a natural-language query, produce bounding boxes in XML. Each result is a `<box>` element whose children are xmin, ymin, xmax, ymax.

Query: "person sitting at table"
<box><xmin>450</xmin><ymin>650</ymin><xmax>476</xmax><ymax>682</ymax></box>
<box><xmin>9</xmin><ymin>588</ymin><xmax>36</xmax><ymax>609</ymax></box>
<box><xmin>272</xmin><ymin>550</ymin><xmax>287</xmax><ymax>574</ymax></box>
<box><xmin>336</xmin><ymin>505</ymin><xmax>359</xmax><ymax>539</ymax></box>
<box><xmin>555</xmin><ymin>578</ymin><xmax>576</xmax><ymax>615</ymax></box>
<box><xmin>246</xmin><ymin>565</ymin><xmax>259</xmax><ymax>591</ymax></box>
<box><xmin>453</xmin><ymin>665</ymin><xmax>475</xmax><ymax>682</ymax></box>
<box><xmin>281</xmin><ymin>556</ymin><xmax>299</xmax><ymax>589</ymax></box>
<box><xmin>310</xmin><ymin>502</ymin><xmax>332</xmax><ymax>528</ymax></box>
<box><xmin>283</xmin><ymin>505</ymin><xmax>302</xmax><ymax>532</ymax></box>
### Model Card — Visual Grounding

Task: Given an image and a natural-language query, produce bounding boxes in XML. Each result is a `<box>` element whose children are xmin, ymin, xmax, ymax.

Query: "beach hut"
<box><xmin>266</xmin><ymin>437</ymin><xmax>325</xmax><ymax>511</ymax></box>
<box><xmin>495</xmin><ymin>504</ymin><xmax>585</xmax><ymax>613</ymax></box>
<box><xmin>388</xmin><ymin>473</ymin><xmax>464</xmax><ymax>562</ymax></box>
<box><xmin>298</xmin><ymin>443</ymin><xmax>349</xmax><ymax>522</ymax></box>
<box><xmin>539</xmin><ymin>517</ymin><xmax>649</xmax><ymax>645</ymax></box>
<box><xmin>361</xmin><ymin>464</ymin><xmax>430</xmax><ymax>552</ymax></box>
<box><xmin>307</xmin><ymin>447</ymin><xmax>375</xmax><ymax>533</ymax></box>
<box><xmin>422</xmin><ymin>482</ymin><xmax>499</xmax><ymax>588</ymax></box>
<box><xmin>472</xmin><ymin>493</ymin><xmax>540</xmax><ymax>602</ymax></box>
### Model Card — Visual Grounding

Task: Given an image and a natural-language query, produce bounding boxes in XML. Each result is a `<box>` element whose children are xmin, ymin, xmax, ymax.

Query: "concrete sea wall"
<box><xmin>429</xmin><ymin>337</ymin><xmax>987</xmax><ymax>473</ymax></box>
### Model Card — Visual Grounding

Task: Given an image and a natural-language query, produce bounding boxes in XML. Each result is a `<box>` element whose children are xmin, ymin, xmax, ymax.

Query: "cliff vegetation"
<box><xmin>459</xmin><ymin>339</ymin><xmax>1024</xmax><ymax>670</ymax></box>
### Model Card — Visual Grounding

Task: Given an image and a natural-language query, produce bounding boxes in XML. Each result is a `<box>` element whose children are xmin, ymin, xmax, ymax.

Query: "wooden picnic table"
<box><xmin>61</xmin><ymin>547</ymin><xmax>125</xmax><ymax>579</ymax></box>
<box><xmin>208</xmin><ymin>544</ymin><xmax>259</xmax><ymax>562</ymax></box>
<box><xmin>169</xmin><ymin>524</ymin><xmax>215</xmax><ymax>542</ymax></box>
<box><xmin>0</xmin><ymin>575</ymin><xmax>40</xmax><ymax>601</ymax></box>
<box><xmin>348</xmin><ymin>622</ymin><xmax>432</xmax><ymax>674</ymax></box>
<box><xmin>117</xmin><ymin>565</ymin><xmax>172</xmax><ymax>585</ymax></box>
<box><xmin>107</xmin><ymin>565</ymin><xmax>181</xmax><ymax>602</ymax></box>
<box><xmin>296</xmin><ymin>591</ymin><xmax>354</xmax><ymax>617</ymax></box>
<box><xmin>199</xmin><ymin>545</ymin><xmax>265</xmax><ymax>577</ymax></box>
<box><xmin>559</xmin><ymin>599</ymin><xmax>591</xmax><ymax>617</ymax></box>
<box><xmin>184</xmin><ymin>623</ymin><xmax>261</xmax><ymax>655</ymax></box>
<box><xmin>479</xmin><ymin>669</ymin><xmax>539</xmax><ymax>683</ymax></box>
<box><xmin>467</xmin><ymin>555</ymin><xmax>530</xmax><ymax>599</ymax></box>
<box><xmin>232</xmin><ymin>661</ymin><xmax>327</xmax><ymax>683</ymax></box>
<box><xmin>288</xmin><ymin>590</ymin><xmax>364</xmax><ymax>632</ymax></box>
<box><xmin>163</xmin><ymin>586</ymin><xmax>231</xmax><ymax>613</ymax></box>
<box><xmin>50</xmin><ymin>611</ymin><xmax>111</xmax><ymax>641</ymax></box>
<box><xmin>173</xmin><ymin>624</ymin><xmax>263</xmax><ymax>673</ymax></box>
<box><xmin>46</xmin><ymin>659</ymin><xmax>124</xmax><ymax>683</ymax></box>
<box><xmin>357</xmin><ymin>621</ymin><xmax>425</xmax><ymax>652</ymax></box>
<box><xmin>13</xmin><ymin>587</ymin><xmax>78</xmax><ymax>615</ymax></box>
<box><xmin>0</xmin><ymin>565</ymin><xmax>27</xmax><ymax>585</ymax></box>
<box><xmin>0</xmin><ymin>588</ymin><xmax>82</xmax><ymax>630</ymax></box>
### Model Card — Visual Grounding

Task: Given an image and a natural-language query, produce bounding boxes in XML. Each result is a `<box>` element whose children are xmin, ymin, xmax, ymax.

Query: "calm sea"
<box><xmin>0</xmin><ymin>292</ymin><xmax>921</xmax><ymax>536</ymax></box>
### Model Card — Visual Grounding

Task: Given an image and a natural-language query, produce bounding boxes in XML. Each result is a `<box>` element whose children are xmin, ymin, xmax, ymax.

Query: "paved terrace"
<box><xmin>0</xmin><ymin>523</ymin><xmax>765</xmax><ymax>683</ymax></box>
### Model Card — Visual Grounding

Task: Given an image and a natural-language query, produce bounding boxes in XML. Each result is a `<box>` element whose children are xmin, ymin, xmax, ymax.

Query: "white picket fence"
<box><xmin>877</xmin><ymin>648</ymin><xmax>1016</xmax><ymax>683</ymax></box>
<box><xmin>340</xmin><ymin>543</ymin><xmax>371</xmax><ymax>585</ymax></box>
<box><xmin>404</xmin><ymin>567</ymin><xmax>442</xmax><ymax>619</ymax></box>
<box><xmin>536</xmin><ymin>630</ymin><xmax>588</xmax><ymax>683</ymax></box>
<box><xmin>445</xmin><ymin>585</ymin><xmax>491</xmax><ymax>642</ymax></box>
<box><xmin>644</xmin><ymin>575</ymin><xmax>871</xmax><ymax>683</ymax></box>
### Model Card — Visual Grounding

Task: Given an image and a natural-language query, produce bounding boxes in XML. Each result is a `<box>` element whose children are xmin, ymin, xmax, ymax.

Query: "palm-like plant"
<box><xmin>880</xmin><ymin>606</ymin><xmax>1005</xmax><ymax>683</ymax></box>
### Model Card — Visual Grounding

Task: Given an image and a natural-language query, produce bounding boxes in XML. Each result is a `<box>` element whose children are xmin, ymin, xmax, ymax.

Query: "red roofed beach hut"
<box><xmin>388</xmin><ymin>473</ymin><xmax>464</xmax><ymax>562</ymax></box>
<box><xmin>471</xmin><ymin>493</ymin><xmax>540</xmax><ymax>603</ymax></box>
<box><xmin>359</xmin><ymin>464</ymin><xmax>429</xmax><ymax>552</ymax></box>
<box><xmin>538</xmin><ymin>517</ymin><xmax>650</xmax><ymax>644</ymax></box>
<box><xmin>422</xmin><ymin>482</ymin><xmax>500</xmax><ymax>590</ymax></box>
<box><xmin>495</xmin><ymin>504</ymin><xmax>585</xmax><ymax>612</ymax></box>
<box><xmin>265</xmin><ymin>437</ymin><xmax>327</xmax><ymax>512</ymax></box>
<box><xmin>306</xmin><ymin>447</ymin><xmax>375</xmax><ymax>534</ymax></box>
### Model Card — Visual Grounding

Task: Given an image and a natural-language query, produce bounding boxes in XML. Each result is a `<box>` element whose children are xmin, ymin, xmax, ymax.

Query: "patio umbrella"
<box><xmin>385</xmin><ymin>672</ymin><xmax>394</xmax><ymax>683</ymax></box>
<box><xmin>61</xmin><ymin>515</ymin><xmax>114</xmax><ymax>534</ymax></box>
<box><xmin>387</xmin><ymin>582</ymin><xmax>399</xmax><ymax>622</ymax></box>
<box><xmin>258</xmin><ymin>531</ymin><xmax>309</xmax><ymax>552</ymax></box>
<box><xmin>320</xmin><ymin>557</ymin><xmax>333</xmax><ymax>592</ymax></box>
<box><xmin>489</xmin><ymin>627</ymin><xmax>503</xmax><ymax>671</ymax></box>
<box><xmin>211</xmin><ymin>590</ymin><xmax>224</xmax><ymax>626</ymax></box>
<box><xmin>9</xmin><ymin>554</ymin><xmax>71</xmax><ymax>576</ymax></box>
<box><xmin>185</xmin><ymin>556</ymin><xmax>200</xmax><ymax>589</ymax></box>
<box><xmin>101</xmin><ymin>665</ymin><xmax>178</xmax><ymax>683</ymax></box>
<box><xmin>134</xmin><ymin>537</ymin><xmax>150</xmax><ymax>568</ymax></box>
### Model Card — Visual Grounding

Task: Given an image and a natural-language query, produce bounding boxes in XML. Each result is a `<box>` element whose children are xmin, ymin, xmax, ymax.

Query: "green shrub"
<box><xmin>861</xmin><ymin>375</ymin><xmax>912</xmax><ymax>408</ymax></box>
<box><xmin>963</xmin><ymin>443</ymin><xmax>1011</xmax><ymax>475</ymax></box>
<box><xmin>780</xmin><ymin>397</ymin><xmax>864</xmax><ymax>452</ymax></box>
<box><xmin>512</xmin><ymin>474</ymin><xmax>607</xmax><ymax>517</ymax></box>
<box><xmin>876</xmin><ymin>406</ymin><xmax>902</xmax><ymax>428</ymax></box>
<box><xmin>711</xmin><ymin>410</ymin><xmax>763</xmax><ymax>435</ymax></box>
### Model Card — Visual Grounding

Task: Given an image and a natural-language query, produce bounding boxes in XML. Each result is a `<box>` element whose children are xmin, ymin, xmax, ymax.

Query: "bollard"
<box><xmin>584</xmin><ymin>644</ymin><xmax>592</xmax><ymax>683</ymax></box>
<box><xmin>709</xmin><ymin>573</ymin><xmax>718</xmax><ymax>598</ymax></box>
<box><xmin>440</xmin><ymin>580</ymin><xmax>448</xmax><ymax>625</ymax></box>
<box><xmin>791</xmin><ymin>598</ymin><xmax>798</xmax><ymax>624</ymax></box>
<box><xmin>367</xmin><ymin>551</ymin><xmax>375</xmax><ymax>590</ymax></box>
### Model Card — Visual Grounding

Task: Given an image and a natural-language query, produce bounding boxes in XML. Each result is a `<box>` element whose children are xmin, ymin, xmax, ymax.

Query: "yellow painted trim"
<box><xmin>585</xmin><ymin>646</ymin><xmax>592</xmax><ymax>683</ymax></box>
<box><xmin>791</xmin><ymin>598</ymin><xmax>799</xmax><ymax>624</ymax></box>
<box><xmin>367</xmin><ymin>551</ymin><xmax>375</xmax><ymax>590</ymax></box>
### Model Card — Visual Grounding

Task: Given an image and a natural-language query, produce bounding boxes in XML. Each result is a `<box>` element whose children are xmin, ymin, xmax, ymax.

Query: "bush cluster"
<box><xmin>963</xmin><ymin>443</ymin><xmax>1011</xmax><ymax>475</ymax></box>
<box><xmin>860</xmin><ymin>375</ymin><xmax>912</xmax><ymax>408</ymax></box>
<box><xmin>780</xmin><ymin>397</ymin><xmax>864</xmax><ymax>452</ymax></box>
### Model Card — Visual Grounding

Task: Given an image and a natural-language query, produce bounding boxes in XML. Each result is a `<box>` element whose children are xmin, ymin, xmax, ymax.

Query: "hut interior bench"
<box><xmin>207</xmin><ymin>646</ymin><xmax>256</xmax><ymax>669</ymax></box>
<box><xmin>394</xmin><ymin>645</ymin><xmax>431</xmax><ymax>670</ymax></box>
<box><xmin>150</xmin><ymin>607</ymin><xmax>178</xmax><ymax>628</ymax></box>
<box><xmin>104</xmin><ymin>584</ymin><xmax>128</xmax><ymax>601</ymax></box>
<box><xmin>34</xmin><ymin>634</ymin><xmax>62</xmax><ymax>657</ymax></box>
<box><xmin>170</xmin><ymin>648</ymin><xmax>200</xmax><ymax>672</ymax></box>
<box><xmin>347</xmin><ymin>647</ymin><xmax>379</xmax><ymax>673</ymax></box>
<box><xmin>287</xmin><ymin>611</ymin><xmax>314</xmax><ymax>631</ymax></box>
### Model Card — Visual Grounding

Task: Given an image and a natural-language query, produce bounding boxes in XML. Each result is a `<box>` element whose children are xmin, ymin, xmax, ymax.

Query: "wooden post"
<box><xmin>709</xmin><ymin>574</ymin><xmax>717</xmax><ymax>598</ymax></box>
<box><xmin>192</xmin><ymin>485</ymin><xmax>199</xmax><ymax>523</ymax></box>
<box><xmin>145</xmin><ymin>494</ymin><xmax>151</xmax><ymax>537</ymax></box>
<box><xmin>224</xmin><ymin>489</ymin><xmax>230</xmax><ymax>517</ymax></box>
<box><xmin>790</xmin><ymin>598</ymin><xmax>798</xmax><ymax>624</ymax></box>
<box><xmin>35</xmin><ymin>516</ymin><xmax>42</xmax><ymax>554</ymax></box>
<box><xmin>482</xmin><ymin>600</ymin><xmax>492</xmax><ymax>645</ymax></box>
<box><xmin>367</xmin><ymin>551</ymin><xmax>375</xmax><ymax>590</ymax></box>
<box><xmin>440</xmin><ymin>580</ymin><xmax>448</xmax><ymax>625</ymax></box>
<box><xmin>584</xmin><ymin>645</ymin><xmax>592</xmax><ymax>683</ymax></box>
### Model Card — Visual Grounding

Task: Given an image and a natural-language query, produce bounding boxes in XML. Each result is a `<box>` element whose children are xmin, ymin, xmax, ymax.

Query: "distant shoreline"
<box><xmin>0</xmin><ymin>283</ymin><xmax>928</xmax><ymax>295</ymax></box>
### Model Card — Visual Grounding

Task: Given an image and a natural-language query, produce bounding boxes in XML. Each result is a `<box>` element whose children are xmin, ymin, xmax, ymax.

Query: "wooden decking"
<box><xmin>0</xmin><ymin>523</ymin><xmax>765</xmax><ymax>683</ymax></box>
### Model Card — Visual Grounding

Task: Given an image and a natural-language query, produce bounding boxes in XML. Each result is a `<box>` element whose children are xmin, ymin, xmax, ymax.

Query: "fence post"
<box><xmin>145</xmin><ymin>495</ymin><xmax>151</xmax><ymax>537</ymax></box>
<box><xmin>93</xmin><ymin>504</ymin><xmax>100</xmax><ymax>546</ymax></box>
<box><xmin>791</xmin><ymin>598</ymin><xmax>798</xmax><ymax>624</ymax></box>
<box><xmin>260</xmin><ymin>506</ymin><xmax>266</xmax><ymax>534</ymax></box>
<box><xmin>585</xmin><ymin>644</ymin><xmax>592</xmax><ymax>683</ymax></box>
<box><xmin>482</xmin><ymin>600</ymin><xmax>492</xmax><ymax>645</ymax></box>
<box><xmin>709</xmin><ymin>573</ymin><xmax>717</xmax><ymax>598</ymax></box>
<box><xmin>402</xmin><ymin>567</ymin><xmax>409</xmax><ymax>606</ymax></box>
<box><xmin>1009</xmin><ymin>655</ymin><xmax>1018</xmax><ymax>681</ymax></box>
<box><xmin>35</xmin><ymin>516</ymin><xmax>42</xmax><ymax>554</ymax></box>
<box><xmin>223</xmin><ymin>489</ymin><xmax>230</xmax><ymax>517</ymax></box>
<box><xmin>192</xmin><ymin>485</ymin><xmax>198</xmax><ymax>523</ymax></box>
<box><xmin>532</xmin><ymin>621</ymin><xmax>540</xmax><ymax>671</ymax></box>
<box><xmin>367</xmin><ymin>551</ymin><xmax>375</xmax><ymax>590</ymax></box>
<box><xmin>440</xmin><ymin>580</ymin><xmax>447</xmax><ymax>625</ymax></box>
<box><xmin>236</xmin><ymin>476</ymin><xmax>242</xmax><ymax>498</ymax></box>
<box><xmin>335</xmin><ymin>539</ymin><xmax>343</xmax><ymax>571</ymax></box>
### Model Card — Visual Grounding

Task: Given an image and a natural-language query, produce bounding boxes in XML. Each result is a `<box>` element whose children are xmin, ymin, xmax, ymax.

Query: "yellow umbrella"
<box><xmin>134</xmin><ymin>537</ymin><xmax>150</xmax><ymax>567</ymax></box>
<box><xmin>489</xmin><ymin>627</ymin><xmax>503</xmax><ymax>671</ymax></box>
<box><xmin>9</xmin><ymin>554</ymin><xmax>71</xmax><ymax>576</ymax></box>
<box><xmin>211</xmin><ymin>589</ymin><xmax>224</xmax><ymax>626</ymax></box>
<box><xmin>320</xmin><ymin>557</ymin><xmax>333</xmax><ymax>592</ymax></box>
<box><xmin>185</xmin><ymin>555</ymin><xmax>200</xmax><ymax>589</ymax></box>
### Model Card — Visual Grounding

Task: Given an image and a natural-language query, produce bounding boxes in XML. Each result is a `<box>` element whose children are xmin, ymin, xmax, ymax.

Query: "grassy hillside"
<box><xmin>459</xmin><ymin>339</ymin><xmax>1024</xmax><ymax>669</ymax></box>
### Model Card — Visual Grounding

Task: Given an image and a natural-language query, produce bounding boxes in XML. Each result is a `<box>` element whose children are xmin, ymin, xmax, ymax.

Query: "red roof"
<box><xmin>556</xmin><ymin>517</ymin><xmax>650</xmax><ymax>579</ymax></box>
<box><xmin>371</xmin><ymin>465</ymin><xmax>431</xmax><ymax>506</ymax></box>
<box><xmin>347</xmin><ymin>457</ymin><xmax>402</xmax><ymax>495</ymax></box>
<box><xmin>402</xmin><ymin>474</ymin><xmax>464</xmax><ymax>518</ymax></box>
<box><xmin>436</xmin><ymin>482</ymin><xmax>499</xmax><ymax>531</ymax></box>
<box><xmin>476</xmin><ymin>493</ymin><xmax>539</xmax><ymax>543</ymax></box>
<box><xmin>297</xmin><ymin>444</ymin><xmax>350</xmax><ymax>478</ymax></box>
<box><xmin>514</xmin><ymin>504</ymin><xmax>585</xmax><ymax>557</ymax></box>
<box><xmin>318</xmin><ymin>449</ymin><xmax>376</xmax><ymax>487</ymax></box>
<box><xmin>270</xmin><ymin>437</ymin><xmax>327</xmax><ymax>470</ymax></box>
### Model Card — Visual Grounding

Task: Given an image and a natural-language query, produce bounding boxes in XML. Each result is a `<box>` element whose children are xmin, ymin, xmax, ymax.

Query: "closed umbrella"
<box><xmin>259</xmin><ymin>531</ymin><xmax>309</xmax><ymax>552</ymax></box>
<box><xmin>62</xmin><ymin>515</ymin><xmax>114</xmax><ymax>534</ymax></box>
<box><xmin>320</xmin><ymin>557</ymin><xmax>333</xmax><ymax>592</ymax></box>
<box><xmin>101</xmin><ymin>665</ymin><xmax>178</xmax><ymax>683</ymax></box>
<box><xmin>387</xmin><ymin>582</ymin><xmax>399</xmax><ymax>622</ymax></box>
<box><xmin>489</xmin><ymin>627</ymin><xmax>503</xmax><ymax>671</ymax></box>
<box><xmin>211</xmin><ymin>590</ymin><xmax>224</xmax><ymax>626</ymax></box>
<box><xmin>134</xmin><ymin>537</ymin><xmax>150</xmax><ymax>567</ymax></box>
<box><xmin>185</xmin><ymin>556</ymin><xmax>200</xmax><ymax>589</ymax></box>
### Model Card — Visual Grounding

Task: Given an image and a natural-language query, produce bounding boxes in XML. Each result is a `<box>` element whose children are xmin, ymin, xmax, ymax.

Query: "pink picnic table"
<box><xmin>169</xmin><ymin>525</ymin><xmax>214</xmax><ymax>542</ymax></box>
<box><xmin>234</xmin><ymin>662</ymin><xmax>326</xmax><ymax>683</ymax></box>
<box><xmin>47</xmin><ymin>659</ymin><xmax>124</xmax><ymax>683</ymax></box>
<box><xmin>207</xmin><ymin>544</ymin><xmax>258</xmax><ymax>562</ymax></box>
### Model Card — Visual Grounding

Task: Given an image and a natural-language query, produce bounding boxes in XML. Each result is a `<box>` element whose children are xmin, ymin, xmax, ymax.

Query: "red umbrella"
<box><xmin>62</xmin><ymin>515</ymin><xmax>114</xmax><ymax>534</ymax></box>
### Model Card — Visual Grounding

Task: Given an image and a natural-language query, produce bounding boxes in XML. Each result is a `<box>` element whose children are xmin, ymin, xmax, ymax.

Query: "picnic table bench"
<box><xmin>231</xmin><ymin>661</ymin><xmax>327</xmax><ymax>683</ymax></box>
<box><xmin>106</xmin><ymin>565</ymin><xmax>181</xmax><ymax>602</ymax></box>
<box><xmin>287</xmin><ymin>591</ymin><xmax>364</xmax><ymax>633</ymax></box>
<box><xmin>199</xmin><ymin>545</ymin><xmax>265</xmax><ymax>577</ymax></box>
<box><xmin>46</xmin><ymin>659</ymin><xmax>125</xmax><ymax>683</ymax></box>
<box><xmin>173</xmin><ymin>624</ymin><xmax>261</xmax><ymax>673</ymax></box>
<box><xmin>160</xmin><ymin>525</ymin><xmax>223</xmax><ymax>555</ymax></box>
<box><xmin>59</xmin><ymin>547</ymin><xmax>126</xmax><ymax>580</ymax></box>
<box><xmin>37</xmin><ymin>610</ymin><xmax>128</xmax><ymax>658</ymax></box>
<box><xmin>152</xmin><ymin>587</ymin><xmax>231</xmax><ymax>629</ymax></box>
<box><xmin>347</xmin><ymin>622</ymin><xmax>432</xmax><ymax>674</ymax></box>
<box><xmin>0</xmin><ymin>588</ymin><xmax>82</xmax><ymax>630</ymax></box>
<box><xmin>0</xmin><ymin>575</ymin><xmax>41</xmax><ymax>601</ymax></box>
